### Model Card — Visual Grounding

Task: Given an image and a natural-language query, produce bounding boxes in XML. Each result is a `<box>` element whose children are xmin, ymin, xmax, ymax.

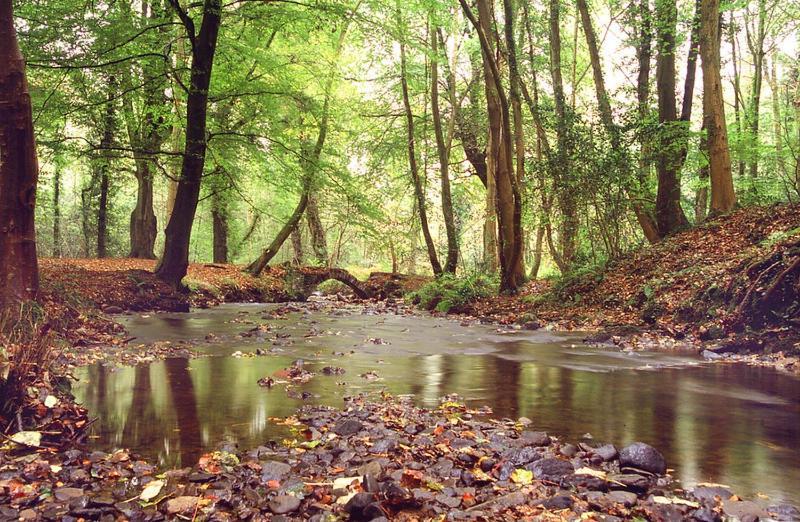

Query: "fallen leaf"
<box><xmin>511</xmin><ymin>468</ymin><xmax>533</xmax><ymax>485</ymax></box>
<box><xmin>10</xmin><ymin>431</ymin><xmax>41</xmax><ymax>447</ymax></box>
<box><xmin>139</xmin><ymin>480</ymin><xmax>164</xmax><ymax>502</ymax></box>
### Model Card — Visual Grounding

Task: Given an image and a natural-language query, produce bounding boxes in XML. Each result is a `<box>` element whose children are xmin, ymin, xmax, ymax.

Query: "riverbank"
<box><xmin>453</xmin><ymin>204</ymin><xmax>800</xmax><ymax>372</ymax></box>
<box><xmin>3</xmin><ymin>393</ymin><xmax>797</xmax><ymax>521</ymax></box>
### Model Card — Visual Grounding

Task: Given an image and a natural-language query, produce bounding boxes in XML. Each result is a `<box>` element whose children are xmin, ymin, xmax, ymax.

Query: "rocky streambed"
<box><xmin>3</xmin><ymin>394</ymin><xmax>798</xmax><ymax>521</ymax></box>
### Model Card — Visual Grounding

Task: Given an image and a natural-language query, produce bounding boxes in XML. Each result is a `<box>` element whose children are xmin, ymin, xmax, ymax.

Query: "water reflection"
<box><xmin>74</xmin><ymin>305</ymin><xmax>800</xmax><ymax>504</ymax></box>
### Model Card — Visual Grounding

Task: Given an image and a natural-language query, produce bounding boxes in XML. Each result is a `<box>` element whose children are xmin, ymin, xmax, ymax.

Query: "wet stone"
<box><xmin>768</xmin><ymin>504</ymin><xmax>800</xmax><ymax>521</ymax></box>
<box><xmin>333</xmin><ymin>418</ymin><xmax>364</xmax><ymax>436</ymax></box>
<box><xmin>691</xmin><ymin>507</ymin><xmax>722</xmax><ymax>522</ymax></box>
<box><xmin>188</xmin><ymin>472</ymin><xmax>215</xmax><ymax>483</ymax></box>
<box><xmin>594</xmin><ymin>444</ymin><xmax>618</xmax><ymax>461</ymax></box>
<box><xmin>722</xmin><ymin>500</ymin><xmax>768</xmax><ymax>521</ymax></box>
<box><xmin>610</xmin><ymin>473</ymin><xmax>652</xmax><ymax>492</ymax></box>
<box><xmin>268</xmin><ymin>494</ymin><xmax>301</xmax><ymax>514</ymax></box>
<box><xmin>55</xmin><ymin>487</ymin><xmax>85</xmax><ymax>501</ymax></box>
<box><xmin>531</xmin><ymin>458</ymin><xmax>574</xmax><ymax>481</ymax></box>
<box><xmin>607</xmin><ymin>490</ymin><xmax>638</xmax><ymax>507</ymax></box>
<box><xmin>504</xmin><ymin>446</ymin><xmax>540</xmax><ymax>466</ymax></box>
<box><xmin>619</xmin><ymin>442</ymin><xmax>666</xmax><ymax>475</ymax></box>
<box><xmin>521</xmin><ymin>431</ymin><xmax>550</xmax><ymax>446</ymax></box>
<box><xmin>344</xmin><ymin>492</ymin><xmax>376</xmax><ymax>519</ymax></box>
<box><xmin>261</xmin><ymin>461</ymin><xmax>292</xmax><ymax>481</ymax></box>
<box><xmin>690</xmin><ymin>485</ymin><xmax>733</xmax><ymax>503</ymax></box>
<box><xmin>542</xmin><ymin>493</ymin><xmax>574</xmax><ymax>510</ymax></box>
<box><xmin>560</xmin><ymin>443</ymin><xmax>578</xmax><ymax>457</ymax></box>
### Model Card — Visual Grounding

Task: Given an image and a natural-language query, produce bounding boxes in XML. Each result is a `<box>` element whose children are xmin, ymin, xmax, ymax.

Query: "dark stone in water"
<box><xmin>520</xmin><ymin>431</ymin><xmax>550</xmax><ymax>446</ymax></box>
<box><xmin>690</xmin><ymin>485</ymin><xmax>733</xmax><ymax>503</ymax></box>
<box><xmin>619</xmin><ymin>442</ymin><xmax>666</xmax><ymax>474</ymax></box>
<box><xmin>768</xmin><ymin>504</ymin><xmax>800</xmax><ymax>521</ymax></box>
<box><xmin>531</xmin><ymin>458</ymin><xmax>574</xmax><ymax>481</ymax></box>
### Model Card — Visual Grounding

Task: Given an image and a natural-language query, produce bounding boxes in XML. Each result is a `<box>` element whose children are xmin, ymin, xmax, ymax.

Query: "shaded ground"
<box><xmin>462</xmin><ymin>204</ymin><xmax>800</xmax><ymax>363</ymax></box>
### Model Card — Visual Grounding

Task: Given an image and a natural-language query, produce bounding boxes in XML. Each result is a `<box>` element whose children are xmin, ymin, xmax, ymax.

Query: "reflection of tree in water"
<box><xmin>164</xmin><ymin>357</ymin><xmax>202</xmax><ymax>466</ymax></box>
<box><xmin>121</xmin><ymin>365</ymin><xmax>159</xmax><ymax>452</ymax></box>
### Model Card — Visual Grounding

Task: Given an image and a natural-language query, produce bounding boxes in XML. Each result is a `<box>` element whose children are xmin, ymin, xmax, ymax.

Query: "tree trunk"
<box><xmin>211</xmin><ymin>190</ymin><xmax>228</xmax><ymax>263</ymax></box>
<box><xmin>52</xmin><ymin>166</ymin><xmax>61</xmax><ymax>257</ymax></box>
<box><xmin>126</xmin><ymin>0</ymin><xmax>169</xmax><ymax>259</ymax></box>
<box><xmin>306</xmin><ymin>195</ymin><xmax>328</xmax><ymax>265</ymax></box>
<box><xmin>398</xmin><ymin>18</ymin><xmax>442</xmax><ymax>276</ymax></box>
<box><xmin>768</xmin><ymin>58</ymin><xmax>786</xmax><ymax>183</ymax></box>
<box><xmin>291</xmin><ymin>227</ymin><xmax>304</xmax><ymax>266</ymax></box>
<box><xmin>729</xmin><ymin>14</ymin><xmax>747</xmax><ymax>180</ymax></box>
<box><xmin>700</xmin><ymin>0</ymin><xmax>736</xmax><ymax>215</ymax></box>
<box><xmin>96</xmin><ymin>78</ymin><xmax>115</xmax><ymax>259</ymax></box>
<box><xmin>745</xmin><ymin>0</ymin><xmax>767</xmax><ymax>181</ymax></box>
<box><xmin>547</xmin><ymin>0</ymin><xmax>579</xmax><ymax>271</ymax></box>
<box><xmin>247</xmin><ymin>186</ymin><xmax>309</xmax><ymax>276</ymax></box>
<box><xmin>577</xmin><ymin>0</ymin><xmax>660</xmax><ymax>244</ymax></box>
<box><xmin>0</xmin><ymin>0</ymin><xmax>40</xmax><ymax>307</ymax></box>
<box><xmin>460</xmin><ymin>0</ymin><xmax>524</xmax><ymax>292</ymax></box>
<box><xmin>156</xmin><ymin>0</ymin><xmax>222</xmax><ymax>287</ymax></box>
<box><xmin>430</xmin><ymin>20</ymin><xmax>459</xmax><ymax>274</ymax></box>
<box><xmin>654</xmin><ymin>0</ymin><xmax>690</xmax><ymax>236</ymax></box>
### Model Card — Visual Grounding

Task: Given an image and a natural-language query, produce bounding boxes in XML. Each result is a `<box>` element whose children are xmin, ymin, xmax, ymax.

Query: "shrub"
<box><xmin>408</xmin><ymin>274</ymin><xmax>495</xmax><ymax>313</ymax></box>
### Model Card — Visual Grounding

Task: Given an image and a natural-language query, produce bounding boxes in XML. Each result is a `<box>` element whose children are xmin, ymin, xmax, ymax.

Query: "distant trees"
<box><xmin>0</xmin><ymin>0</ymin><xmax>40</xmax><ymax>308</ymax></box>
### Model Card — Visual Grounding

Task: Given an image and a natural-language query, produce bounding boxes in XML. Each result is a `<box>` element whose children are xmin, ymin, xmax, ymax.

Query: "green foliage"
<box><xmin>408</xmin><ymin>274</ymin><xmax>495</xmax><ymax>313</ymax></box>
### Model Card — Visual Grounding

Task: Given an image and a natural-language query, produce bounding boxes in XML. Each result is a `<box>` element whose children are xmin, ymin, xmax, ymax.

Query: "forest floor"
<box><xmin>458</xmin><ymin>203</ymin><xmax>800</xmax><ymax>372</ymax></box>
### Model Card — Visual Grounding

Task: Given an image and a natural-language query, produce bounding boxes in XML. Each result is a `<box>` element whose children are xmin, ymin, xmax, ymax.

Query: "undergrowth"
<box><xmin>0</xmin><ymin>302</ymin><xmax>61</xmax><ymax>424</ymax></box>
<box><xmin>408</xmin><ymin>274</ymin><xmax>495</xmax><ymax>313</ymax></box>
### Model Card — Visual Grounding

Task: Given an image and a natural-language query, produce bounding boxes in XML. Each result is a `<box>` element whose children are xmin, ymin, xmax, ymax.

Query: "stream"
<box><xmin>72</xmin><ymin>301</ymin><xmax>800</xmax><ymax>505</ymax></box>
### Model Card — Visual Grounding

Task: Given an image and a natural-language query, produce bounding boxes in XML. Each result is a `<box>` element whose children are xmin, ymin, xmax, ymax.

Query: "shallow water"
<box><xmin>72</xmin><ymin>302</ymin><xmax>800</xmax><ymax>504</ymax></box>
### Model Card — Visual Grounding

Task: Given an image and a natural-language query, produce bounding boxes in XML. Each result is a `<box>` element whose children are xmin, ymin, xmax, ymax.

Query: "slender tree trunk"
<box><xmin>230</xmin><ymin>212</ymin><xmax>260</xmax><ymax>260</ymax></box>
<box><xmin>96</xmin><ymin>78</ymin><xmax>115</xmax><ymax>259</ymax></box>
<box><xmin>501</xmin><ymin>0</ymin><xmax>526</xmax><ymax>286</ymax></box>
<box><xmin>654</xmin><ymin>0</ymin><xmax>690</xmax><ymax>236</ymax></box>
<box><xmin>291</xmin><ymin>228</ymin><xmax>304</xmax><ymax>266</ymax></box>
<box><xmin>247</xmin><ymin>186</ymin><xmax>309</xmax><ymax>276</ymax></box>
<box><xmin>695</xmin><ymin>123</ymin><xmax>710</xmax><ymax>222</ymax></box>
<box><xmin>729</xmin><ymin>14</ymin><xmax>747</xmax><ymax>180</ymax></box>
<box><xmin>52</xmin><ymin>167</ymin><xmax>62</xmax><ymax>257</ymax></box>
<box><xmin>700</xmin><ymin>0</ymin><xmax>736</xmax><ymax>215</ymax></box>
<box><xmin>430</xmin><ymin>20</ymin><xmax>459</xmax><ymax>274</ymax></box>
<box><xmin>745</xmin><ymin>0</ymin><xmax>767</xmax><ymax>181</ymax></box>
<box><xmin>547</xmin><ymin>0</ymin><xmax>579</xmax><ymax>271</ymax></box>
<box><xmin>0</xmin><ymin>0</ymin><xmax>40</xmax><ymax>307</ymax></box>
<box><xmin>126</xmin><ymin>0</ymin><xmax>168</xmax><ymax>259</ymax></box>
<box><xmin>578</xmin><ymin>0</ymin><xmax>659</xmax><ymax>243</ymax></box>
<box><xmin>768</xmin><ymin>58</ymin><xmax>786</xmax><ymax>182</ymax></box>
<box><xmin>398</xmin><ymin>17</ymin><xmax>442</xmax><ymax>276</ymax></box>
<box><xmin>211</xmin><ymin>190</ymin><xmax>228</xmax><ymax>263</ymax></box>
<box><xmin>306</xmin><ymin>195</ymin><xmax>327</xmax><ymax>265</ymax></box>
<box><xmin>156</xmin><ymin>0</ymin><xmax>222</xmax><ymax>287</ymax></box>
